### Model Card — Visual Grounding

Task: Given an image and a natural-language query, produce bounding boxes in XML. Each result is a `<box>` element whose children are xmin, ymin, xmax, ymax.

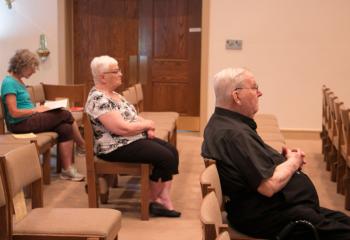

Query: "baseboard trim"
<box><xmin>281</xmin><ymin>129</ymin><xmax>321</xmax><ymax>140</ymax></box>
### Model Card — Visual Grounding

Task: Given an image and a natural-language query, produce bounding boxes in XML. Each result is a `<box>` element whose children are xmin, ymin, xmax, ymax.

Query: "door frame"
<box><xmin>200</xmin><ymin>0</ymin><xmax>209</xmax><ymax>135</ymax></box>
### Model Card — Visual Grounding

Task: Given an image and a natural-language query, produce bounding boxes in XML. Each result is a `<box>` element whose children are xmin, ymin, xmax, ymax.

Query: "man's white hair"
<box><xmin>90</xmin><ymin>55</ymin><xmax>118</xmax><ymax>83</ymax></box>
<box><xmin>213</xmin><ymin>67</ymin><xmax>247</xmax><ymax>106</ymax></box>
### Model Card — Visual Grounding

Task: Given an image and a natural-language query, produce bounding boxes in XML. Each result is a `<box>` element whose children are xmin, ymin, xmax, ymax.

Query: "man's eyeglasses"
<box><xmin>103</xmin><ymin>69</ymin><xmax>121</xmax><ymax>75</ymax></box>
<box><xmin>235</xmin><ymin>85</ymin><xmax>259</xmax><ymax>92</ymax></box>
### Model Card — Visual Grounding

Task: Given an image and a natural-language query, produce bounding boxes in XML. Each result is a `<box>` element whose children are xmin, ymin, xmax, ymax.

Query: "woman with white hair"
<box><xmin>85</xmin><ymin>55</ymin><xmax>181</xmax><ymax>218</ymax></box>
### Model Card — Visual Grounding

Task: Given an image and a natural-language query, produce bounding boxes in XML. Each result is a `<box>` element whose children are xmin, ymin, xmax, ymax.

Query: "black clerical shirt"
<box><xmin>201</xmin><ymin>107</ymin><xmax>319</xmax><ymax>232</ymax></box>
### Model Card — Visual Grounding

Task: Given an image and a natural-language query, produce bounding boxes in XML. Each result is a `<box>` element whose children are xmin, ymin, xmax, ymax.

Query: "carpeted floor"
<box><xmin>40</xmin><ymin>132</ymin><xmax>349</xmax><ymax>240</ymax></box>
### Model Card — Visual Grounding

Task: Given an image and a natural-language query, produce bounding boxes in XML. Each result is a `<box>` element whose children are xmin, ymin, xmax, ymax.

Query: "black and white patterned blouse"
<box><xmin>85</xmin><ymin>87</ymin><xmax>146</xmax><ymax>155</ymax></box>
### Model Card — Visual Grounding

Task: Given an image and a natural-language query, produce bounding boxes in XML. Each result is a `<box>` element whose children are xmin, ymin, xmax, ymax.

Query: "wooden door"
<box><xmin>73</xmin><ymin>0</ymin><xmax>139</xmax><ymax>91</ymax></box>
<box><xmin>140</xmin><ymin>0</ymin><xmax>201</xmax><ymax>116</ymax></box>
<box><xmin>72</xmin><ymin>0</ymin><xmax>201</xmax><ymax>116</ymax></box>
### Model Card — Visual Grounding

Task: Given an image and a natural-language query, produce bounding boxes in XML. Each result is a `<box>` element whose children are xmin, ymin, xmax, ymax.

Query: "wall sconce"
<box><xmin>36</xmin><ymin>34</ymin><xmax>50</xmax><ymax>62</ymax></box>
<box><xmin>5</xmin><ymin>0</ymin><xmax>15</xmax><ymax>9</ymax></box>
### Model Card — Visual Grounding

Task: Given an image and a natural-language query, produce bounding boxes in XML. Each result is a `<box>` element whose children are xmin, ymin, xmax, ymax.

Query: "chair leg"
<box><xmin>31</xmin><ymin>179</ymin><xmax>43</xmax><ymax>208</ymax></box>
<box><xmin>99</xmin><ymin>175</ymin><xmax>110</xmax><ymax>204</ymax></box>
<box><xmin>324</xmin><ymin>140</ymin><xmax>332</xmax><ymax>170</ymax></box>
<box><xmin>336</xmin><ymin>157</ymin><xmax>345</xmax><ymax>194</ymax></box>
<box><xmin>111</xmin><ymin>174</ymin><xmax>119</xmax><ymax>188</ymax></box>
<box><xmin>140</xmin><ymin>164</ymin><xmax>150</xmax><ymax>220</ymax></box>
<box><xmin>87</xmin><ymin>171</ymin><xmax>99</xmax><ymax>208</ymax></box>
<box><xmin>320</xmin><ymin>128</ymin><xmax>326</xmax><ymax>154</ymax></box>
<box><xmin>56</xmin><ymin>146</ymin><xmax>62</xmax><ymax>173</ymax></box>
<box><xmin>329</xmin><ymin>146</ymin><xmax>337</xmax><ymax>181</ymax></box>
<box><xmin>100</xmin><ymin>192</ymin><xmax>109</xmax><ymax>204</ymax></box>
<box><xmin>171</xmin><ymin>126</ymin><xmax>177</xmax><ymax>147</ymax></box>
<box><xmin>344</xmin><ymin>168</ymin><xmax>350</xmax><ymax>210</ymax></box>
<box><xmin>42</xmin><ymin>150</ymin><xmax>51</xmax><ymax>185</ymax></box>
<box><xmin>0</xmin><ymin>206</ymin><xmax>9</xmax><ymax>240</ymax></box>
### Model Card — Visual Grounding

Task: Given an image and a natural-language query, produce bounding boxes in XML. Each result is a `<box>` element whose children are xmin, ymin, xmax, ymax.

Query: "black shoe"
<box><xmin>149</xmin><ymin>202</ymin><xmax>181</xmax><ymax>218</ymax></box>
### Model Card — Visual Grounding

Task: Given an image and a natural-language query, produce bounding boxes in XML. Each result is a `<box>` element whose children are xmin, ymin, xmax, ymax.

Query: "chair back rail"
<box><xmin>0</xmin><ymin>143</ymin><xmax>43</xmax><ymax>209</ymax></box>
<box><xmin>200</xmin><ymin>191</ymin><xmax>227</xmax><ymax>240</ymax></box>
<box><xmin>333</xmin><ymin>101</ymin><xmax>346</xmax><ymax>194</ymax></box>
<box><xmin>127</xmin><ymin>86</ymin><xmax>139</xmax><ymax>109</ymax></box>
<box><xmin>200</xmin><ymin>164</ymin><xmax>223</xmax><ymax>207</ymax></box>
<box><xmin>0</xmin><ymin>101</ymin><xmax>7</xmax><ymax>134</ymax></box>
<box><xmin>0</xmin><ymin>142</ymin><xmax>121</xmax><ymax>240</ymax></box>
<box><xmin>41</xmin><ymin>83</ymin><xmax>86</xmax><ymax>107</ymax></box>
<box><xmin>322</xmin><ymin>85</ymin><xmax>331</xmax><ymax>128</ymax></box>
<box><xmin>134</xmin><ymin>83</ymin><xmax>144</xmax><ymax>112</ymax></box>
<box><xmin>340</xmin><ymin>107</ymin><xmax>350</xmax><ymax>159</ymax></box>
<box><xmin>340</xmin><ymin>106</ymin><xmax>350</xmax><ymax>210</ymax></box>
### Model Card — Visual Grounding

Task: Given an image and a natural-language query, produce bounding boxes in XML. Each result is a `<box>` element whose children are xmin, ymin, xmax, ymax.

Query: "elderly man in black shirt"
<box><xmin>201</xmin><ymin>68</ymin><xmax>350</xmax><ymax>239</ymax></box>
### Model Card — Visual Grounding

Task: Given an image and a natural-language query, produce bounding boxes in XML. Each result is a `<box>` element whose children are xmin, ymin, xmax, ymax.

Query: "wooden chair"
<box><xmin>33</xmin><ymin>83</ymin><xmax>86</xmax><ymax>173</ymax></box>
<box><xmin>324</xmin><ymin>91</ymin><xmax>337</xmax><ymax>171</ymax></box>
<box><xmin>40</xmin><ymin>83</ymin><xmax>86</xmax><ymax>107</ymax></box>
<box><xmin>200</xmin><ymin>191</ymin><xmax>254</xmax><ymax>240</ymax></box>
<box><xmin>322</xmin><ymin>89</ymin><xmax>333</xmax><ymax>165</ymax></box>
<box><xmin>321</xmin><ymin>86</ymin><xmax>331</xmax><ymax>155</ymax></box>
<box><xmin>340</xmin><ymin>106</ymin><xmax>350</xmax><ymax>209</ymax></box>
<box><xmin>0</xmin><ymin>170</ymin><xmax>9</xmax><ymax>240</ymax></box>
<box><xmin>40</xmin><ymin>82</ymin><xmax>86</xmax><ymax>126</ymax></box>
<box><xmin>0</xmin><ymin>99</ymin><xmax>57</xmax><ymax>185</ymax></box>
<box><xmin>83</xmin><ymin>113</ymin><xmax>150</xmax><ymax>220</ymax></box>
<box><xmin>133</xmin><ymin>83</ymin><xmax>178</xmax><ymax>146</ymax></box>
<box><xmin>200</xmin><ymin>164</ymin><xmax>319</xmax><ymax>240</ymax></box>
<box><xmin>254</xmin><ymin>114</ymin><xmax>279</xmax><ymax>127</ymax></box>
<box><xmin>123</xmin><ymin>87</ymin><xmax>174</xmax><ymax>144</ymax></box>
<box><xmin>333</xmin><ymin>100</ymin><xmax>345</xmax><ymax>193</ymax></box>
<box><xmin>200</xmin><ymin>164</ymin><xmax>223</xmax><ymax>208</ymax></box>
<box><xmin>253</xmin><ymin>114</ymin><xmax>286</xmax><ymax>152</ymax></box>
<box><xmin>327</xmin><ymin>96</ymin><xmax>343</xmax><ymax>181</ymax></box>
<box><xmin>0</xmin><ymin>143</ymin><xmax>122</xmax><ymax>240</ymax></box>
<box><xmin>200</xmin><ymin>164</ymin><xmax>255</xmax><ymax>240</ymax></box>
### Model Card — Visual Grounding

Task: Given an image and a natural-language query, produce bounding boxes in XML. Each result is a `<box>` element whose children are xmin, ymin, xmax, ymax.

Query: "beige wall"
<box><xmin>206</xmin><ymin>0</ymin><xmax>350</xmax><ymax>131</ymax></box>
<box><xmin>0</xmin><ymin>0</ymin><xmax>60</xmax><ymax>85</ymax></box>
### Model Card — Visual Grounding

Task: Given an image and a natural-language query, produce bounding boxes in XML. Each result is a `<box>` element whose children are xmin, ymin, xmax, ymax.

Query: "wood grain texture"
<box><xmin>72</xmin><ymin>0</ymin><xmax>201</xmax><ymax>115</ymax></box>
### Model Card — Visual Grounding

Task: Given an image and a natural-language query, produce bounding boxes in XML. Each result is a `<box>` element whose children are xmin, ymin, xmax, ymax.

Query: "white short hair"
<box><xmin>213</xmin><ymin>67</ymin><xmax>248</xmax><ymax>105</ymax></box>
<box><xmin>90</xmin><ymin>55</ymin><xmax>118</xmax><ymax>83</ymax></box>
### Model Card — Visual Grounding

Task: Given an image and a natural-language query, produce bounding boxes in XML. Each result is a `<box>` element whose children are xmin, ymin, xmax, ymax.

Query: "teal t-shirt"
<box><xmin>1</xmin><ymin>75</ymin><xmax>34</xmax><ymax>124</ymax></box>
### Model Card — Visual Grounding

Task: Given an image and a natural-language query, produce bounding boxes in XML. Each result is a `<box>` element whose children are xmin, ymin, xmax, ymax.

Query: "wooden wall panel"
<box><xmin>152</xmin><ymin>83</ymin><xmax>188</xmax><ymax>113</ymax></box>
<box><xmin>151</xmin><ymin>60</ymin><xmax>188</xmax><ymax>83</ymax></box>
<box><xmin>73</xmin><ymin>0</ymin><xmax>90</xmax><ymax>85</ymax></box>
<box><xmin>153</xmin><ymin>0</ymin><xmax>188</xmax><ymax>59</ymax></box>
<box><xmin>73</xmin><ymin>0</ymin><xmax>139</xmax><ymax>91</ymax></box>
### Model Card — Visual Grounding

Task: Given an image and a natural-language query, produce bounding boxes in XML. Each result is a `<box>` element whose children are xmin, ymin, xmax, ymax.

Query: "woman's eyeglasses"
<box><xmin>103</xmin><ymin>69</ymin><xmax>121</xmax><ymax>75</ymax></box>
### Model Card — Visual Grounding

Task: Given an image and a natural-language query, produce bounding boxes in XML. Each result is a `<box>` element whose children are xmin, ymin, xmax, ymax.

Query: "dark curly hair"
<box><xmin>8</xmin><ymin>49</ymin><xmax>39</xmax><ymax>75</ymax></box>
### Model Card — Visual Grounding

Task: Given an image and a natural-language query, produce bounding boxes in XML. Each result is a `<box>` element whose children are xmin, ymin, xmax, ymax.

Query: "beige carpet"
<box><xmin>40</xmin><ymin>132</ymin><xmax>348</xmax><ymax>240</ymax></box>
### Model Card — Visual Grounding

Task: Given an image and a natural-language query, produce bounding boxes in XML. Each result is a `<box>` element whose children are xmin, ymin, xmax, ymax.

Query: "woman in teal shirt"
<box><xmin>1</xmin><ymin>49</ymin><xmax>85</xmax><ymax>181</ymax></box>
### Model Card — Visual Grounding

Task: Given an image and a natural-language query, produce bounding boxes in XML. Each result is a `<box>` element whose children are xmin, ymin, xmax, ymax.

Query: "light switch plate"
<box><xmin>226</xmin><ymin>39</ymin><xmax>242</xmax><ymax>50</ymax></box>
